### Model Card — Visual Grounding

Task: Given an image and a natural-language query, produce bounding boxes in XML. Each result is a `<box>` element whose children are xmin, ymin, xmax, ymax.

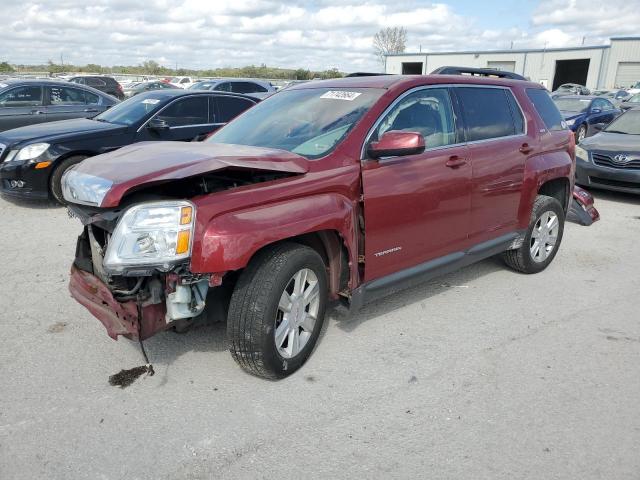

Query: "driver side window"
<box><xmin>372</xmin><ymin>88</ymin><xmax>456</xmax><ymax>149</ymax></box>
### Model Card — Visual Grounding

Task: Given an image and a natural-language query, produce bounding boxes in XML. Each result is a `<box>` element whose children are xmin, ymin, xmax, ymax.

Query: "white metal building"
<box><xmin>384</xmin><ymin>36</ymin><xmax>640</xmax><ymax>90</ymax></box>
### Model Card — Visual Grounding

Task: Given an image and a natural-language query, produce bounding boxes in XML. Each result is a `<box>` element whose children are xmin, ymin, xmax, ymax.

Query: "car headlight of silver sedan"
<box><xmin>575</xmin><ymin>145</ymin><xmax>589</xmax><ymax>161</ymax></box>
<box><xmin>103</xmin><ymin>201</ymin><xmax>196</xmax><ymax>273</ymax></box>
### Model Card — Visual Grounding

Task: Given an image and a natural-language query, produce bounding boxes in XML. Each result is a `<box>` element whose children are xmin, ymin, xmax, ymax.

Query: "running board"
<box><xmin>349</xmin><ymin>232</ymin><xmax>522</xmax><ymax>311</ymax></box>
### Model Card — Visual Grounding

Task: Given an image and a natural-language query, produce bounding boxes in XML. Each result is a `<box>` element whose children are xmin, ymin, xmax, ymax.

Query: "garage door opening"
<box><xmin>552</xmin><ymin>59</ymin><xmax>590</xmax><ymax>91</ymax></box>
<box><xmin>402</xmin><ymin>62</ymin><xmax>423</xmax><ymax>75</ymax></box>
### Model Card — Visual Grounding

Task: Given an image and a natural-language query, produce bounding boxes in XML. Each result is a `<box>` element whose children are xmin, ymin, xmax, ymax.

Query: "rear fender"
<box><xmin>190</xmin><ymin>193</ymin><xmax>359</xmax><ymax>291</ymax></box>
<box><xmin>519</xmin><ymin>151</ymin><xmax>574</xmax><ymax>229</ymax></box>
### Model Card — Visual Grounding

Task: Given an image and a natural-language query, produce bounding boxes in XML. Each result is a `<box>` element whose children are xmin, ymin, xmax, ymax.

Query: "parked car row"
<box><xmin>0</xmin><ymin>90</ymin><xmax>260</xmax><ymax>202</ymax></box>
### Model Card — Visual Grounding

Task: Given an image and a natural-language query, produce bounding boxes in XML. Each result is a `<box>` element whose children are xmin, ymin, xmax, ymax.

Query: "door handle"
<box><xmin>30</xmin><ymin>110</ymin><xmax>44</xmax><ymax>115</ymax></box>
<box><xmin>519</xmin><ymin>143</ymin><xmax>533</xmax><ymax>155</ymax></box>
<box><xmin>445</xmin><ymin>156</ymin><xmax>467</xmax><ymax>168</ymax></box>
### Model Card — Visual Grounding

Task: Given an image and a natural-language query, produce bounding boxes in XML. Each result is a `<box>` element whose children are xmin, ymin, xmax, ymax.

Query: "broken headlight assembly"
<box><xmin>103</xmin><ymin>200</ymin><xmax>196</xmax><ymax>274</ymax></box>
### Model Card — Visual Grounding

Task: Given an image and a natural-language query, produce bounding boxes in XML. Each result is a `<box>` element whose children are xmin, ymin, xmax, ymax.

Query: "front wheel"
<box><xmin>227</xmin><ymin>243</ymin><xmax>328</xmax><ymax>379</ymax></box>
<box><xmin>503</xmin><ymin>194</ymin><xmax>565</xmax><ymax>274</ymax></box>
<box><xmin>50</xmin><ymin>155</ymin><xmax>88</xmax><ymax>205</ymax></box>
<box><xmin>576</xmin><ymin>124</ymin><xmax>587</xmax><ymax>143</ymax></box>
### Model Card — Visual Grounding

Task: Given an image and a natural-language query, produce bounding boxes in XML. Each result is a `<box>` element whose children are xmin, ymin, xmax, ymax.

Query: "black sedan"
<box><xmin>0</xmin><ymin>90</ymin><xmax>259</xmax><ymax>203</ymax></box>
<box><xmin>575</xmin><ymin>108</ymin><xmax>640</xmax><ymax>195</ymax></box>
<box><xmin>0</xmin><ymin>79</ymin><xmax>118</xmax><ymax>132</ymax></box>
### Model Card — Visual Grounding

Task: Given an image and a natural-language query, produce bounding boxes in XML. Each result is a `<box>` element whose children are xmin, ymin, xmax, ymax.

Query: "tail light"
<box><xmin>568</xmin><ymin>129</ymin><xmax>576</xmax><ymax>161</ymax></box>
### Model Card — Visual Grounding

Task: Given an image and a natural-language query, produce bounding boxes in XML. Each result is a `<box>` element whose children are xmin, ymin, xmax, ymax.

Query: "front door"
<box><xmin>138</xmin><ymin>96</ymin><xmax>217</xmax><ymax>142</ymax></box>
<box><xmin>361</xmin><ymin>87</ymin><xmax>472</xmax><ymax>281</ymax></box>
<box><xmin>0</xmin><ymin>85</ymin><xmax>46</xmax><ymax>131</ymax></box>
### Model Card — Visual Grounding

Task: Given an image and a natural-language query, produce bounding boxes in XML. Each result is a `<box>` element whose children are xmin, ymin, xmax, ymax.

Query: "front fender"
<box><xmin>190</xmin><ymin>193</ymin><xmax>358</xmax><ymax>277</ymax></box>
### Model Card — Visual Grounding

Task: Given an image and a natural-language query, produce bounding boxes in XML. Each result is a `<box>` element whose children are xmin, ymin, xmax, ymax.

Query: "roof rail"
<box><xmin>345</xmin><ymin>72</ymin><xmax>391</xmax><ymax>77</ymax></box>
<box><xmin>430</xmin><ymin>66</ymin><xmax>527</xmax><ymax>81</ymax></box>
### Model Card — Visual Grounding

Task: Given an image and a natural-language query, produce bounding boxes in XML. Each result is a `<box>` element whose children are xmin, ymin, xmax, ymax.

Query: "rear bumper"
<box><xmin>69</xmin><ymin>265</ymin><xmax>167</xmax><ymax>340</ymax></box>
<box><xmin>576</xmin><ymin>160</ymin><xmax>640</xmax><ymax>195</ymax></box>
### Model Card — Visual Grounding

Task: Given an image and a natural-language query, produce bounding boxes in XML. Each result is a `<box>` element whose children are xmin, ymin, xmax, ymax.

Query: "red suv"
<box><xmin>63</xmin><ymin>74</ymin><xmax>575</xmax><ymax>379</ymax></box>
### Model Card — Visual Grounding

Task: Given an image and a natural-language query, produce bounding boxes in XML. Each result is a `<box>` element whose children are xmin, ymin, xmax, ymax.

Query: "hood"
<box><xmin>560</xmin><ymin>111</ymin><xmax>585</xmax><ymax>121</ymax></box>
<box><xmin>64</xmin><ymin>141</ymin><xmax>309</xmax><ymax>208</ymax></box>
<box><xmin>580</xmin><ymin>131</ymin><xmax>640</xmax><ymax>152</ymax></box>
<box><xmin>0</xmin><ymin>118</ymin><xmax>123</xmax><ymax>146</ymax></box>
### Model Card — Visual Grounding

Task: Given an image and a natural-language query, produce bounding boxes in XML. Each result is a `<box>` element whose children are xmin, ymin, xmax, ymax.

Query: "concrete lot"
<box><xmin>0</xmin><ymin>191</ymin><xmax>638</xmax><ymax>480</ymax></box>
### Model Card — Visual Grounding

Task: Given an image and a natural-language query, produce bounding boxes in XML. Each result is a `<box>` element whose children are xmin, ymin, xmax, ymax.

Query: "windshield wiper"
<box><xmin>604</xmin><ymin>130</ymin><xmax>628</xmax><ymax>134</ymax></box>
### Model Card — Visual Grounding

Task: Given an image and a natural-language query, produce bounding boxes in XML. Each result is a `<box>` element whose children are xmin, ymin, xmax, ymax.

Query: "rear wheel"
<box><xmin>227</xmin><ymin>243</ymin><xmax>328</xmax><ymax>379</ymax></box>
<box><xmin>50</xmin><ymin>155</ymin><xmax>88</xmax><ymax>205</ymax></box>
<box><xmin>503</xmin><ymin>195</ymin><xmax>565</xmax><ymax>274</ymax></box>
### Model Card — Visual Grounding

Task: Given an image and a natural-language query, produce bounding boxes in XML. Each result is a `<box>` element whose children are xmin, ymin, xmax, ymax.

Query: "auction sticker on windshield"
<box><xmin>141</xmin><ymin>98</ymin><xmax>161</xmax><ymax>104</ymax></box>
<box><xmin>320</xmin><ymin>91</ymin><xmax>362</xmax><ymax>101</ymax></box>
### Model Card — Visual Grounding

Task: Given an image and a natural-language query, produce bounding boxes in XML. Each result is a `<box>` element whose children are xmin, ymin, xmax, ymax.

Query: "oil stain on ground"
<box><xmin>47</xmin><ymin>322</ymin><xmax>67</xmax><ymax>333</ymax></box>
<box><xmin>109</xmin><ymin>365</ymin><xmax>154</xmax><ymax>388</ymax></box>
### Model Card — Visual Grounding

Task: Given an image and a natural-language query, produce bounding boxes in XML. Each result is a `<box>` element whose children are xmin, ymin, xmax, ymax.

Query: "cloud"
<box><xmin>0</xmin><ymin>0</ymin><xmax>636</xmax><ymax>72</ymax></box>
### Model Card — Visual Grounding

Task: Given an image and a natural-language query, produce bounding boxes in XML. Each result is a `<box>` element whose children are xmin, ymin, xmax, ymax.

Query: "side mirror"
<box><xmin>368</xmin><ymin>131</ymin><xmax>425</xmax><ymax>159</ymax></box>
<box><xmin>147</xmin><ymin>118</ymin><xmax>170</xmax><ymax>130</ymax></box>
<box><xmin>590</xmin><ymin>108</ymin><xmax>602</xmax><ymax>114</ymax></box>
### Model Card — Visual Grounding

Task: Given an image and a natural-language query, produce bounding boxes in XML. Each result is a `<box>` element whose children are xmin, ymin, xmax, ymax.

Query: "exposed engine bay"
<box><xmin>66</xmin><ymin>168</ymin><xmax>291</xmax><ymax>340</ymax></box>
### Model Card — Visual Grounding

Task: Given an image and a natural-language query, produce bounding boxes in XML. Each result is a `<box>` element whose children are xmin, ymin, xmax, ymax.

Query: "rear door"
<box><xmin>213</xmin><ymin>95</ymin><xmax>256</xmax><ymax>132</ymax></box>
<box><xmin>0</xmin><ymin>85</ymin><xmax>46</xmax><ymax>131</ymax></box>
<box><xmin>361</xmin><ymin>86</ymin><xmax>472</xmax><ymax>281</ymax></box>
<box><xmin>45</xmin><ymin>85</ymin><xmax>92</xmax><ymax>122</ymax></box>
<box><xmin>454</xmin><ymin>85</ymin><xmax>532</xmax><ymax>244</ymax></box>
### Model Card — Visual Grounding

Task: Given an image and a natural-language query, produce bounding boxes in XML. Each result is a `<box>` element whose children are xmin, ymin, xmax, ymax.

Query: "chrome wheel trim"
<box><xmin>275</xmin><ymin>268</ymin><xmax>320</xmax><ymax>359</ymax></box>
<box><xmin>577</xmin><ymin>126</ymin><xmax>586</xmax><ymax>142</ymax></box>
<box><xmin>530</xmin><ymin>210</ymin><xmax>559</xmax><ymax>263</ymax></box>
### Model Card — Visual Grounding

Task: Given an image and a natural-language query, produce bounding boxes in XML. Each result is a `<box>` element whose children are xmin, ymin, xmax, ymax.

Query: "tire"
<box><xmin>503</xmin><ymin>195</ymin><xmax>565</xmax><ymax>274</ymax></box>
<box><xmin>227</xmin><ymin>243</ymin><xmax>328</xmax><ymax>379</ymax></box>
<box><xmin>576</xmin><ymin>124</ymin><xmax>587</xmax><ymax>143</ymax></box>
<box><xmin>50</xmin><ymin>155</ymin><xmax>88</xmax><ymax>205</ymax></box>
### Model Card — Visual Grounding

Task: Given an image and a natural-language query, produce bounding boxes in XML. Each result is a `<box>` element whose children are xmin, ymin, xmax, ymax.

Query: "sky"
<box><xmin>1</xmin><ymin>0</ymin><xmax>639</xmax><ymax>72</ymax></box>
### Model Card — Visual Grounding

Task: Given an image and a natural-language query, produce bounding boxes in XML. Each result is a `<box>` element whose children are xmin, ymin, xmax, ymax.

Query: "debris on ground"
<box><xmin>108</xmin><ymin>364</ymin><xmax>154</xmax><ymax>388</ymax></box>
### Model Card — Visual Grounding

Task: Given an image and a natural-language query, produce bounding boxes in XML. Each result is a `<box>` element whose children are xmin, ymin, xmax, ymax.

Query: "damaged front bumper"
<box><xmin>69</xmin><ymin>265</ymin><xmax>167</xmax><ymax>340</ymax></box>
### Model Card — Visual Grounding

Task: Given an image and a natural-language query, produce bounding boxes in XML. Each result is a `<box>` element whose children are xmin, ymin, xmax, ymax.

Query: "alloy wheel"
<box><xmin>530</xmin><ymin>211</ymin><xmax>559</xmax><ymax>263</ymax></box>
<box><xmin>274</xmin><ymin>268</ymin><xmax>320</xmax><ymax>359</ymax></box>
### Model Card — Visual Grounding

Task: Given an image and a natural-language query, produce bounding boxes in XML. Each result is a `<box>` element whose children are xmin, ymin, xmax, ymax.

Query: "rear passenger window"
<box><xmin>85</xmin><ymin>91</ymin><xmax>100</xmax><ymax>105</ymax></box>
<box><xmin>215</xmin><ymin>96</ymin><xmax>255</xmax><ymax>123</ymax></box>
<box><xmin>49</xmin><ymin>86</ymin><xmax>86</xmax><ymax>105</ymax></box>
<box><xmin>526</xmin><ymin>88</ymin><xmax>565</xmax><ymax>131</ymax></box>
<box><xmin>456</xmin><ymin>87</ymin><xmax>520</xmax><ymax>141</ymax></box>
<box><xmin>371</xmin><ymin>87</ymin><xmax>456</xmax><ymax>149</ymax></box>
<box><xmin>231</xmin><ymin>82</ymin><xmax>267</xmax><ymax>94</ymax></box>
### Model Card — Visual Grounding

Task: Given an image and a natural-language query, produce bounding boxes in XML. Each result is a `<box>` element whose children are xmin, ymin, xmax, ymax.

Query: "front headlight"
<box><xmin>575</xmin><ymin>145</ymin><xmax>589</xmax><ymax>161</ymax></box>
<box><xmin>13</xmin><ymin>143</ymin><xmax>50</xmax><ymax>162</ymax></box>
<box><xmin>565</xmin><ymin>118</ymin><xmax>576</xmax><ymax>126</ymax></box>
<box><xmin>103</xmin><ymin>201</ymin><xmax>196</xmax><ymax>273</ymax></box>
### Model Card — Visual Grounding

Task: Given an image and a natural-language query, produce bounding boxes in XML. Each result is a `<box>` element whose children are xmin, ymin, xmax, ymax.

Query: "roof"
<box><xmin>132</xmin><ymin>89</ymin><xmax>262</xmax><ymax>102</ymax></box>
<box><xmin>288</xmin><ymin>74</ymin><xmax>543</xmax><ymax>91</ymax></box>
<box><xmin>384</xmin><ymin>39</ymin><xmax>627</xmax><ymax>58</ymax></box>
<box><xmin>0</xmin><ymin>78</ymin><xmax>81</xmax><ymax>86</ymax></box>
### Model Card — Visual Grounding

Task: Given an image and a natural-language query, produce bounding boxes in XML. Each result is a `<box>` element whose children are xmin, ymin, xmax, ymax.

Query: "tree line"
<box><xmin>0</xmin><ymin>59</ymin><xmax>343</xmax><ymax>80</ymax></box>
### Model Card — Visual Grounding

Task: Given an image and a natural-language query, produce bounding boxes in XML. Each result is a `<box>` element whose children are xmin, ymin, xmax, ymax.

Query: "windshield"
<box><xmin>94</xmin><ymin>95</ymin><xmax>164</xmax><ymax>125</ymax></box>
<box><xmin>554</xmin><ymin>98</ymin><xmax>591</xmax><ymax>113</ymax></box>
<box><xmin>207</xmin><ymin>87</ymin><xmax>383</xmax><ymax>159</ymax></box>
<box><xmin>628</xmin><ymin>94</ymin><xmax>640</xmax><ymax>103</ymax></box>
<box><xmin>604</xmin><ymin>110</ymin><xmax>640</xmax><ymax>135</ymax></box>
